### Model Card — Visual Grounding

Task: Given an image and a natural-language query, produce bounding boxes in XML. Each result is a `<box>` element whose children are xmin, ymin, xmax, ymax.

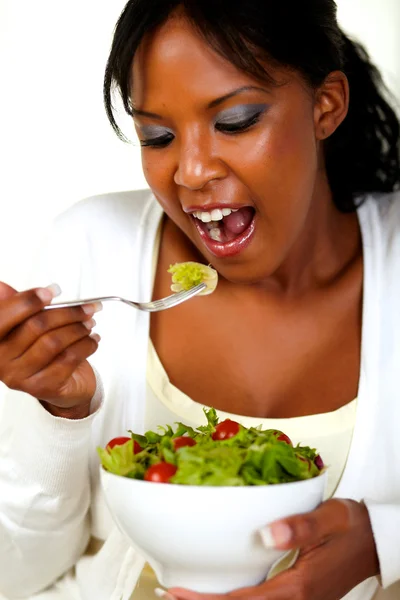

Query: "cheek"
<box><xmin>266</xmin><ymin>111</ymin><xmax>317</xmax><ymax>179</ymax></box>
<box><xmin>141</xmin><ymin>153</ymin><xmax>193</xmax><ymax>233</ymax></box>
<box><xmin>225</xmin><ymin>112</ymin><xmax>318</xmax><ymax>256</ymax></box>
<box><xmin>244</xmin><ymin>112</ymin><xmax>318</xmax><ymax>212</ymax></box>
<box><xmin>276</xmin><ymin>120</ymin><xmax>317</xmax><ymax>179</ymax></box>
<box><xmin>141</xmin><ymin>154</ymin><xmax>176</xmax><ymax>210</ymax></box>
<box><xmin>226</xmin><ymin>108</ymin><xmax>317</xmax><ymax>197</ymax></box>
<box><xmin>267</xmin><ymin>130</ymin><xmax>317</xmax><ymax>219</ymax></box>
<box><xmin>142</xmin><ymin>156</ymin><xmax>166</xmax><ymax>191</ymax></box>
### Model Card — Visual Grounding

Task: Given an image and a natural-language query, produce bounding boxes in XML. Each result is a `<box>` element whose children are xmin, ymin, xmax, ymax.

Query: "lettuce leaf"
<box><xmin>97</xmin><ymin>440</ymin><xmax>137</xmax><ymax>477</ymax></box>
<box><xmin>172</xmin><ymin>443</ymin><xmax>246</xmax><ymax>486</ymax></box>
<box><xmin>168</xmin><ymin>262</ymin><xmax>218</xmax><ymax>296</ymax></box>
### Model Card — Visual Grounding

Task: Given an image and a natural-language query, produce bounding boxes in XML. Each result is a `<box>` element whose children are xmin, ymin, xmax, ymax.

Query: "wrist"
<box><xmin>39</xmin><ymin>400</ymin><xmax>92</xmax><ymax>420</ymax></box>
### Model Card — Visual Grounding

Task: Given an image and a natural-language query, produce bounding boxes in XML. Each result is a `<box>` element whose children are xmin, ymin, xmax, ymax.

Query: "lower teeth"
<box><xmin>209</xmin><ymin>227</ymin><xmax>222</xmax><ymax>242</ymax></box>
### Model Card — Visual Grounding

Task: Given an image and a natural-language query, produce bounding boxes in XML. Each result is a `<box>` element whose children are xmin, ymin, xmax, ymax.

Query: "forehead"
<box><xmin>131</xmin><ymin>16</ymin><xmax>270</xmax><ymax>108</ymax></box>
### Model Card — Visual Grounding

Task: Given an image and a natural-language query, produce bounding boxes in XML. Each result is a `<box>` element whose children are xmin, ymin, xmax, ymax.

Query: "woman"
<box><xmin>0</xmin><ymin>1</ymin><xmax>399</xmax><ymax>599</ymax></box>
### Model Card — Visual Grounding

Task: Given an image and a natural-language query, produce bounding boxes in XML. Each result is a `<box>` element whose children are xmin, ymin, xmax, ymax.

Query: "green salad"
<box><xmin>168</xmin><ymin>262</ymin><xmax>218</xmax><ymax>296</ymax></box>
<box><xmin>98</xmin><ymin>408</ymin><xmax>324</xmax><ymax>486</ymax></box>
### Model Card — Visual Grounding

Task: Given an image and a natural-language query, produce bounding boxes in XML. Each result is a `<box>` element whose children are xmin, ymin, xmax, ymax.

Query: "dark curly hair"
<box><xmin>104</xmin><ymin>0</ymin><xmax>400</xmax><ymax>212</ymax></box>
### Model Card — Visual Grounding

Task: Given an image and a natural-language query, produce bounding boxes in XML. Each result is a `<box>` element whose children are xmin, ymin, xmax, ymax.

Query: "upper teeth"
<box><xmin>193</xmin><ymin>208</ymin><xmax>238</xmax><ymax>223</ymax></box>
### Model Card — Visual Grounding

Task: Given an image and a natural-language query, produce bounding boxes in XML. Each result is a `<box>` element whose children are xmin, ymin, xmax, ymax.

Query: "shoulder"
<box><xmin>375</xmin><ymin>189</ymin><xmax>400</xmax><ymax>231</ymax></box>
<box><xmin>358</xmin><ymin>191</ymin><xmax>400</xmax><ymax>311</ymax></box>
<box><xmin>54</xmin><ymin>189</ymin><xmax>159</xmax><ymax>237</ymax></box>
<box><xmin>38</xmin><ymin>189</ymin><xmax>162</xmax><ymax>284</ymax></box>
<box><xmin>358</xmin><ymin>190</ymin><xmax>400</xmax><ymax>253</ymax></box>
<box><xmin>37</xmin><ymin>189</ymin><xmax>162</xmax><ymax>296</ymax></box>
<box><xmin>359</xmin><ymin>190</ymin><xmax>400</xmax><ymax>232</ymax></box>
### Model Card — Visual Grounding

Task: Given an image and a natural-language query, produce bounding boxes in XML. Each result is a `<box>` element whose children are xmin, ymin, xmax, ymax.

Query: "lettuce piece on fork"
<box><xmin>168</xmin><ymin>262</ymin><xmax>218</xmax><ymax>296</ymax></box>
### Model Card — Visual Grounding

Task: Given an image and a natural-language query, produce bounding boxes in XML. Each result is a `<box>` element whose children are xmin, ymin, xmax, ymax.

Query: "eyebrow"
<box><xmin>131</xmin><ymin>107</ymin><xmax>163</xmax><ymax>120</ymax></box>
<box><xmin>207</xmin><ymin>85</ymin><xmax>269</xmax><ymax>108</ymax></box>
<box><xmin>131</xmin><ymin>85</ymin><xmax>270</xmax><ymax>120</ymax></box>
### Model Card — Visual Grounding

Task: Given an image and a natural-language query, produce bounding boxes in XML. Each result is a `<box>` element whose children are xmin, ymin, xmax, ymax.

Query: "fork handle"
<box><xmin>43</xmin><ymin>296</ymin><xmax>121</xmax><ymax>310</ymax></box>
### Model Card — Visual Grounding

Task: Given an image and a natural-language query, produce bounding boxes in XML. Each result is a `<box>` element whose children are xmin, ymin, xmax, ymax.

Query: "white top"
<box><xmin>1</xmin><ymin>189</ymin><xmax>400</xmax><ymax>600</ymax></box>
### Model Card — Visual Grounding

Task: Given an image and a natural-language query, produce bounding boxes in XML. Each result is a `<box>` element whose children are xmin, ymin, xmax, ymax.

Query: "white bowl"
<box><xmin>100</xmin><ymin>468</ymin><xmax>327</xmax><ymax>593</ymax></box>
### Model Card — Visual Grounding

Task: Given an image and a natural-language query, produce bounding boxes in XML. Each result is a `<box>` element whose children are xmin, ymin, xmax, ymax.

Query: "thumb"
<box><xmin>260</xmin><ymin>499</ymin><xmax>356</xmax><ymax>550</ymax></box>
<box><xmin>0</xmin><ymin>282</ymin><xmax>18</xmax><ymax>300</ymax></box>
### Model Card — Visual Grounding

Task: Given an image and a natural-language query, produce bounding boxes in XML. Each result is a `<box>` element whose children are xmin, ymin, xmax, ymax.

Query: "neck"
<box><xmin>266</xmin><ymin>174</ymin><xmax>361</xmax><ymax>297</ymax></box>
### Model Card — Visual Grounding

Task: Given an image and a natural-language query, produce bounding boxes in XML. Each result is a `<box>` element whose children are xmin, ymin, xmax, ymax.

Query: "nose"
<box><xmin>174</xmin><ymin>130</ymin><xmax>227</xmax><ymax>190</ymax></box>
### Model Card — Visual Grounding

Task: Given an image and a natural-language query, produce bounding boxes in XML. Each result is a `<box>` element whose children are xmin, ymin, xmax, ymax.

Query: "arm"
<box><xmin>0</xmin><ymin>205</ymin><xmax>102</xmax><ymax>598</ymax></box>
<box><xmin>365</xmin><ymin>501</ymin><xmax>400</xmax><ymax>590</ymax></box>
<box><xmin>0</xmin><ymin>380</ymin><xmax>103</xmax><ymax>598</ymax></box>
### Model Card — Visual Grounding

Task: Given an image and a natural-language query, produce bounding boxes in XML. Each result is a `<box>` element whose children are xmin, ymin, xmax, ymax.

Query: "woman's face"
<box><xmin>132</xmin><ymin>16</ymin><xmax>327</xmax><ymax>284</ymax></box>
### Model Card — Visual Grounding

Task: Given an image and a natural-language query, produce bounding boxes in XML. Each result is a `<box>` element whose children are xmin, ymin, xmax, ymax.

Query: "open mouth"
<box><xmin>190</xmin><ymin>206</ymin><xmax>256</xmax><ymax>258</ymax></box>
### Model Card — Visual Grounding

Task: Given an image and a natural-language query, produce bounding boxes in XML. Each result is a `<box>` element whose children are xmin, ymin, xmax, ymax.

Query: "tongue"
<box><xmin>223</xmin><ymin>207</ymin><xmax>254</xmax><ymax>235</ymax></box>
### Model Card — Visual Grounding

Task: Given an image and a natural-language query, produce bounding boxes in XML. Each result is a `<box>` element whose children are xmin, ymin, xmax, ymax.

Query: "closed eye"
<box><xmin>140</xmin><ymin>133</ymin><xmax>174</xmax><ymax>148</ymax></box>
<box><xmin>215</xmin><ymin>112</ymin><xmax>263</xmax><ymax>134</ymax></box>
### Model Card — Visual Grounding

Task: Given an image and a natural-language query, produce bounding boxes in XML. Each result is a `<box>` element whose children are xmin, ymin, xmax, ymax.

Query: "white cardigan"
<box><xmin>1</xmin><ymin>189</ymin><xmax>400</xmax><ymax>600</ymax></box>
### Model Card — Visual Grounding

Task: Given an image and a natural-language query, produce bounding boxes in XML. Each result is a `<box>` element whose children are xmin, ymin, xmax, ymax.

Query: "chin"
<box><xmin>212</xmin><ymin>260</ymin><xmax>278</xmax><ymax>287</ymax></box>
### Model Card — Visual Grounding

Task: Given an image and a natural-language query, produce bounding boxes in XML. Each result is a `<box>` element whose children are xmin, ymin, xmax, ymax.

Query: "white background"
<box><xmin>0</xmin><ymin>0</ymin><xmax>399</xmax><ymax>288</ymax></box>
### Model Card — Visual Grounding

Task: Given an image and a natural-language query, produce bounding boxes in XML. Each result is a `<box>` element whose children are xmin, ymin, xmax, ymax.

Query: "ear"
<box><xmin>314</xmin><ymin>71</ymin><xmax>349</xmax><ymax>140</ymax></box>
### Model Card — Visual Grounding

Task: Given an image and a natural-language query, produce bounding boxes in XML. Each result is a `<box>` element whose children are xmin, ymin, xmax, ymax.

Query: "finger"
<box><xmin>4</xmin><ymin>303</ymin><xmax>102</xmax><ymax>359</ymax></box>
<box><xmin>166</xmin><ymin>589</ymin><xmax>220</xmax><ymax>600</ymax></box>
<box><xmin>168</xmin><ymin>571</ymin><xmax>301</xmax><ymax>600</ymax></box>
<box><xmin>0</xmin><ymin>281</ymin><xmax>18</xmax><ymax>300</ymax></box>
<box><xmin>229</xmin><ymin>568</ymin><xmax>303</xmax><ymax>599</ymax></box>
<box><xmin>260</xmin><ymin>499</ymin><xmax>356</xmax><ymax>550</ymax></box>
<box><xmin>22</xmin><ymin>334</ymin><xmax>100</xmax><ymax>400</ymax></box>
<box><xmin>8</xmin><ymin>322</ymin><xmax>98</xmax><ymax>381</ymax></box>
<box><xmin>0</xmin><ymin>284</ymin><xmax>61</xmax><ymax>339</ymax></box>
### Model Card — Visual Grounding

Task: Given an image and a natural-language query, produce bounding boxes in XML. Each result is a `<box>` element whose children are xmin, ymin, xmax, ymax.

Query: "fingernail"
<box><xmin>82</xmin><ymin>302</ymin><xmax>103</xmax><ymax>315</ymax></box>
<box><xmin>260</xmin><ymin>523</ymin><xmax>292</xmax><ymax>548</ymax></box>
<box><xmin>46</xmin><ymin>283</ymin><xmax>62</xmax><ymax>297</ymax></box>
<box><xmin>155</xmin><ymin>589</ymin><xmax>177</xmax><ymax>600</ymax></box>
<box><xmin>90</xmin><ymin>333</ymin><xmax>101</xmax><ymax>343</ymax></box>
<box><xmin>36</xmin><ymin>283</ymin><xmax>62</xmax><ymax>303</ymax></box>
<box><xmin>83</xmin><ymin>318</ymin><xmax>96</xmax><ymax>330</ymax></box>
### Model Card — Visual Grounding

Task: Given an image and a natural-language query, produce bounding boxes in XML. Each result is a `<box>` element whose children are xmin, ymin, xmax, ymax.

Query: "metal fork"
<box><xmin>43</xmin><ymin>283</ymin><xmax>207</xmax><ymax>313</ymax></box>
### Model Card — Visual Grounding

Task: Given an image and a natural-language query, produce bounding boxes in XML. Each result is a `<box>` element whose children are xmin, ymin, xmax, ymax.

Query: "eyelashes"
<box><xmin>215</xmin><ymin>112</ymin><xmax>263</xmax><ymax>133</ymax></box>
<box><xmin>140</xmin><ymin>133</ymin><xmax>174</xmax><ymax>148</ymax></box>
<box><xmin>139</xmin><ymin>108</ymin><xmax>266</xmax><ymax>149</ymax></box>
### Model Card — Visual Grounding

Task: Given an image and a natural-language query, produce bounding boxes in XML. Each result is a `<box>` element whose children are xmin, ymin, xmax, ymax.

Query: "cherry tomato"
<box><xmin>212</xmin><ymin>419</ymin><xmax>240</xmax><ymax>441</ymax></box>
<box><xmin>173</xmin><ymin>436</ymin><xmax>196</xmax><ymax>450</ymax></box>
<box><xmin>133</xmin><ymin>441</ymin><xmax>143</xmax><ymax>454</ymax></box>
<box><xmin>106</xmin><ymin>436</ymin><xmax>142</xmax><ymax>454</ymax></box>
<box><xmin>273</xmin><ymin>431</ymin><xmax>292</xmax><ymax>445</ymax></box>
<box><xmin>106</xmin><ymin>436</ymin><xmax>131</xmax><ymax>452</ymax></box>
<box><xmin>315</xmin><ymin>455</ymin><xmax>325</xmax><ymax>470</ymax></box>
<box><xmin>144</xmin><ymin>462</ymin><xmax>177</xmax><ymax>483</ymax></box>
